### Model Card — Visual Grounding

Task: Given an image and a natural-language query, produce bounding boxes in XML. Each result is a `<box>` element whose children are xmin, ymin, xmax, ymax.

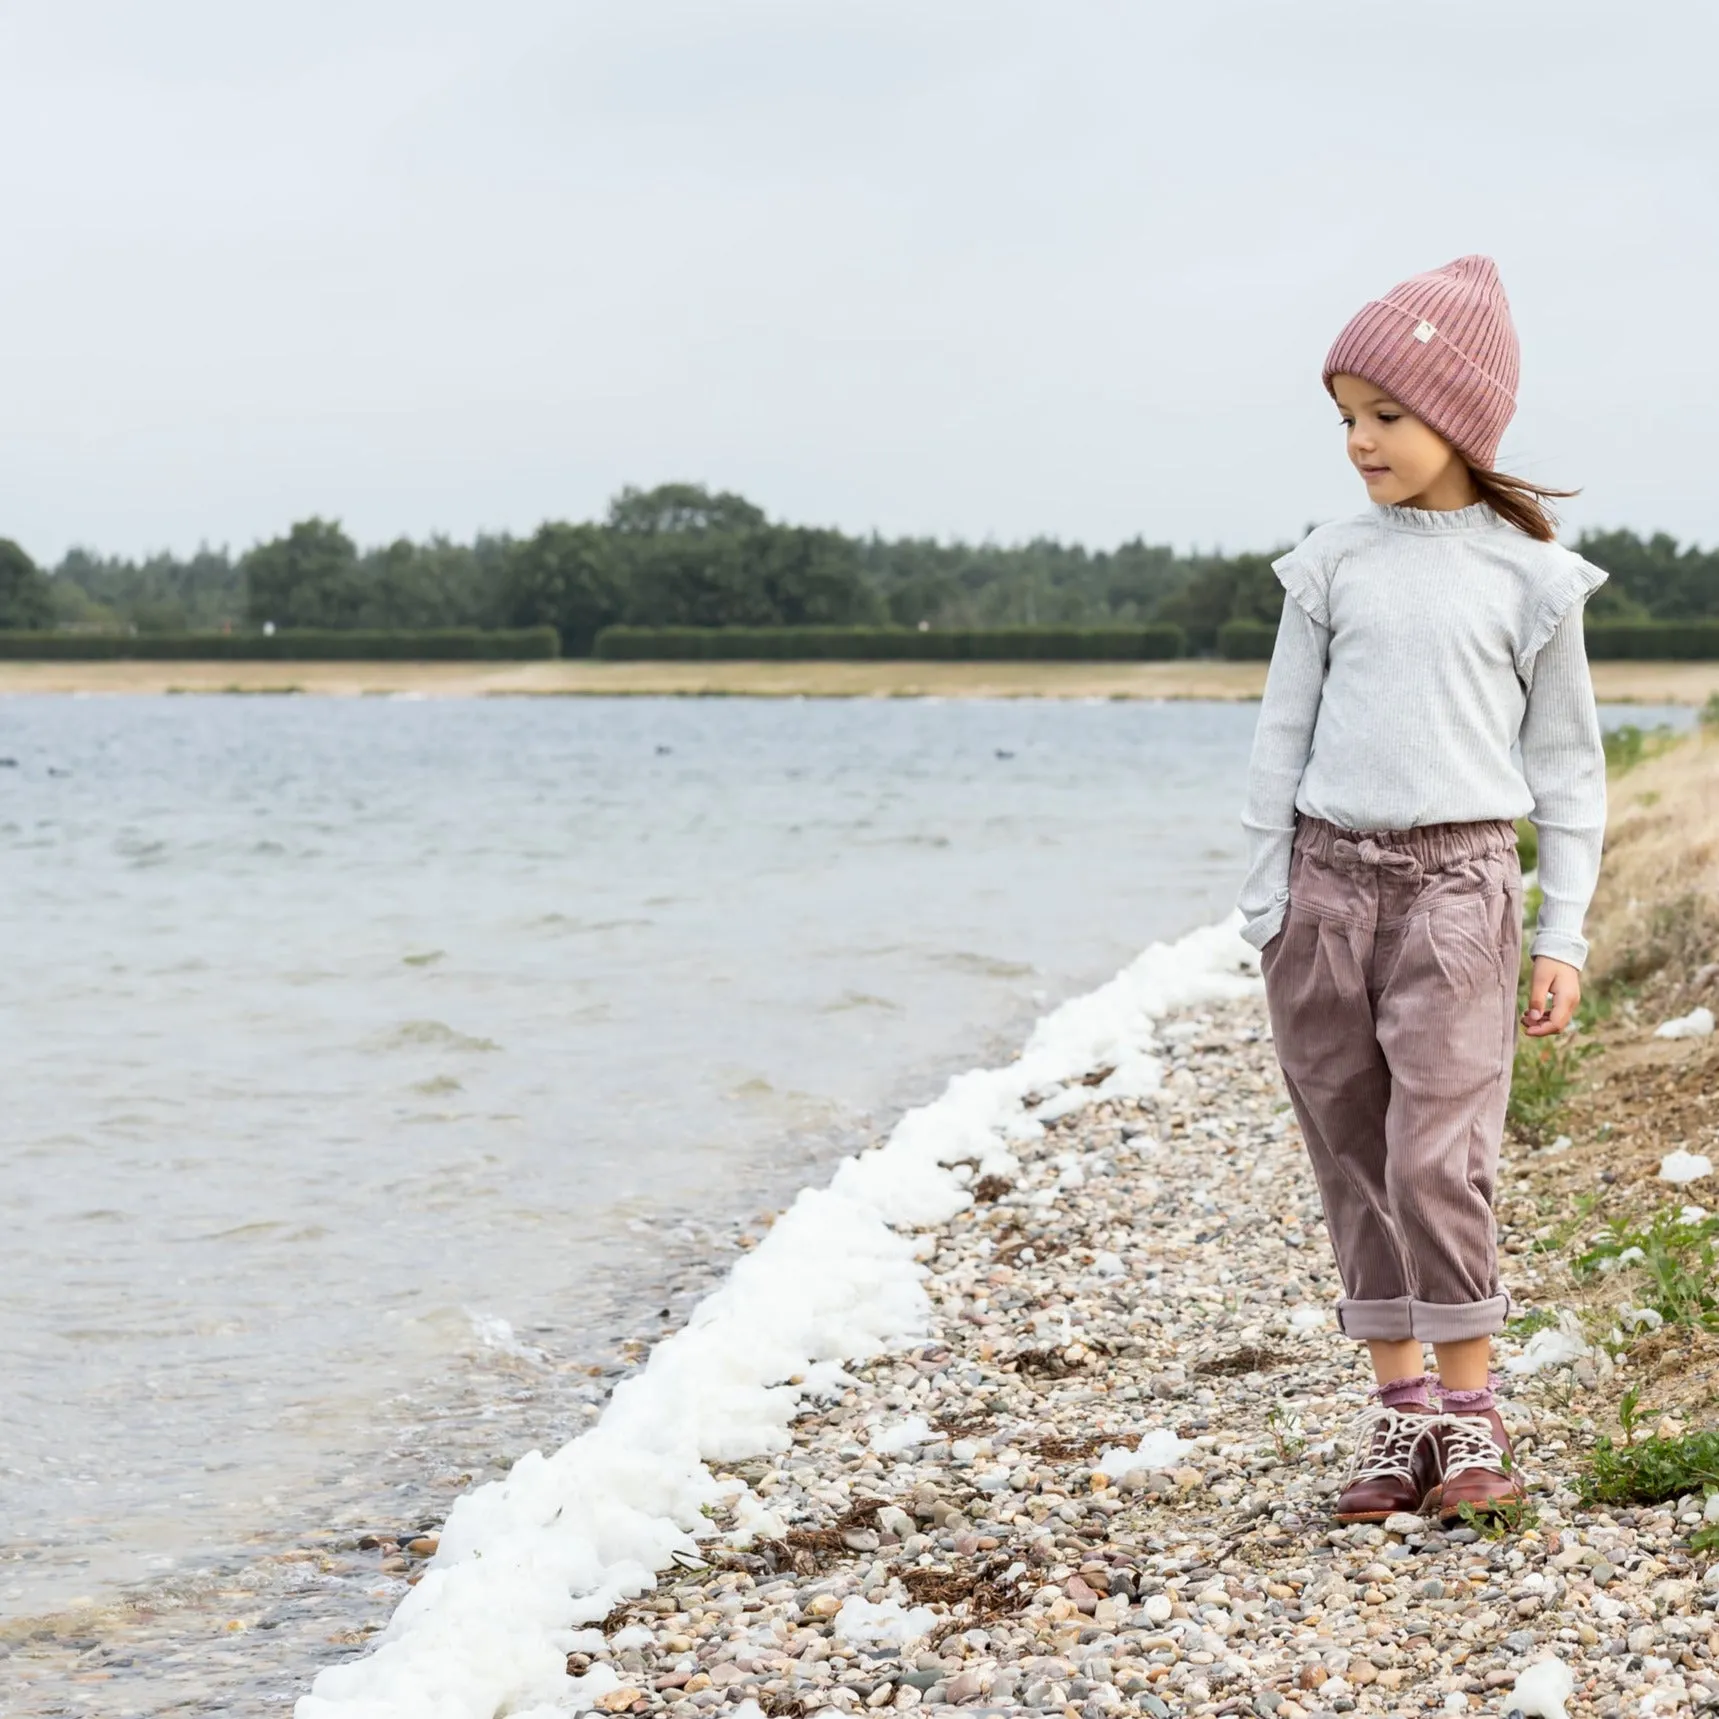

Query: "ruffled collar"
<box><xmin>1372</xmin><ymin>499</ymin><xmax>1503</xmax><ymax>534</ymax></box>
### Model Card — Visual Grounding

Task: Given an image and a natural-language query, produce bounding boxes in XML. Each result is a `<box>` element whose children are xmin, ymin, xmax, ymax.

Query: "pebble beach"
<box><xmin>13</xmin><ymin>940</ymin><xmax>1716</xmax><ymax>1717</ymax></box>
<box><xmin>533</xmin><ymin>994</ymin><xmax>1708</xmax><ymax>1719</ymax></box>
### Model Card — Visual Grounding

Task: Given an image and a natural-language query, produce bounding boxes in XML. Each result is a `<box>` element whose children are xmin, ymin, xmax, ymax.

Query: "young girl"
<box><xmin>1238</xmin><ymin>254</ymin><xmax>1608</xmax><ymax>1522</ymax></box>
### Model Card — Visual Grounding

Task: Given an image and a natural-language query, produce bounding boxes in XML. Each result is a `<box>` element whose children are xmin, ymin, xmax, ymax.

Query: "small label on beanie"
<box><xmin>1413</xmin><ymin>319</ymin><xmax>1437</xmax><ymax>343</ymax></box>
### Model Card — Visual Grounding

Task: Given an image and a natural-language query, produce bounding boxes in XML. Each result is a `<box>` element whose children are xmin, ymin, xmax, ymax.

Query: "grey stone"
<box><xmin>877</xmin><ymin>1506</ymin><xmax>916</xmax><ymax>1540</ymax></box>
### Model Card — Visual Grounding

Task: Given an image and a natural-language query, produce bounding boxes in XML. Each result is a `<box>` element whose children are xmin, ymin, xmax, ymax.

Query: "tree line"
<box><xmin>2</xmin><ymin>483</ymin><xmax>1714</xmax><ymax>654</ymax></box>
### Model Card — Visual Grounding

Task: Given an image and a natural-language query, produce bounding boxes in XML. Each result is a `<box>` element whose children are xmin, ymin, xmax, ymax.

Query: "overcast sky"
<box><xmin>2</xmin><ymin>1</ymin><xmax>1714</xmax><ymax>564</ymax></box>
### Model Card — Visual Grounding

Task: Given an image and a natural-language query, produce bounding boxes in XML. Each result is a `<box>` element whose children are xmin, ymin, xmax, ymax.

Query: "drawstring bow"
<box><xmin>1331</xmin><ymin>837</ymin><xmax>1423</xmax><ymax>880</ymax></box>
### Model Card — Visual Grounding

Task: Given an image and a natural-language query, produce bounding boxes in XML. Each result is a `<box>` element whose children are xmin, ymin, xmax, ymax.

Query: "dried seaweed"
<box><xmin>901</xmin><ymin>1550</ymin><xmax>1036</xmax><ymax>1646</ymax></box>
<box><xmin>1193</xmin><ymin>1343</ymin><xmax>1281</xmax><ymax>1377</ymax></box>
<box><xmin>1032</xmin><ymin>1433</ymin><xmax>1110</xmax><ymax>1462</ymax></box>
<box><xmin>1073</xmin><ymin>1065</ymin><xmax>1118</xmax><ymax>1088</ymax></box>
<box><xmin>762</xmin><ymin>1496</ymin><xmax>892</xmax><ymax>1575</ymax></box>
<box><xmin>933</xmin><ymin>1410</ymin><xmax>996</xmax><ymax>1437</ymax></box>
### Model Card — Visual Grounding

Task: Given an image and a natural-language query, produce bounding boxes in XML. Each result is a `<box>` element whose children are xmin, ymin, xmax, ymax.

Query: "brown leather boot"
<box><xmin>1423</xmin><ymin>1409</ymin><xmax>1526</xmax><ymax>1523</ymax></box>
<box><xmin>1334</xmin><ymin>1405</ymin><xmax>1440</xmax><ymax>1522</ymax></box>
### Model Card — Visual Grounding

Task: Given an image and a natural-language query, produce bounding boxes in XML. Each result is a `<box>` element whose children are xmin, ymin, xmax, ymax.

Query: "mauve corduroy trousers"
<box><xmin>1261</xmin><ymin>815</ymin><xmax>1522</xmax><ymax>1344</ymax></box>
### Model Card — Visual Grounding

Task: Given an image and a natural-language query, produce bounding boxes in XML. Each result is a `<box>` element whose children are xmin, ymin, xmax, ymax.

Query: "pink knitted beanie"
<box><xmin>1322</xmin><ymin>254</ymin><xmax>1520</xmax><ymax>471</ymax></box>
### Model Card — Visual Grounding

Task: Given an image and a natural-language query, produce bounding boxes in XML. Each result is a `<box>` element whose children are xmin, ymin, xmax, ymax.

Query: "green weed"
<box><xmin>1530</xmin><ymin>1192</ymin><xmax>1603</xmax><ymax>1258</ymax></box>
<box><xmin>1574</xmin><ymin>977</ymin><xmax>1631</xmax><ymax>1033</ymax></box>
<box><xmin>1577</xmin><ymin>1388</ymin><xmax>1719</xmax><ymax>1509</ymax></box>
<box><xmin>1700</xmin><ymin>692</ymin><xmax>1719</xmax><ymax>730</ymax></box>
<box><xmin>1506</xmin><ymin>1308</ymin><xmax>1561</xmax><ymax>1340</ymax></box>
<box><xmin>1573</xmin><ymin>1209</ymin><xmax>1719</xmax><ymax>1331</ymax></box>
<box><xmin>1618</xmin><ymin>1386</ymin><xmax>1644</xmax><ymax>1441</ymax></box>
<box><xmin>1507</xmin><ymin>1033</ymin><xmax>1596</xmax><ymax>1143</ymax></box>
<box><xmin>1265</xmin><ymin>1405</ymin><xmax>1306</xmax><ymax>1464</ymax></box>
<box><xmin>1580</xmin><ymin>1424</ymin><xmax>1719</xmax><ymax>1507</ymax></box>
<box><xmin>1456</xmin><ymin>1493</ymin><xmax>1540</xmax><ymax>1540</ymax></box>
<box><xmin>1688</xmin><ymin>1521</ymin><xmax>1719</xmax><ymax>1556</ymax></box>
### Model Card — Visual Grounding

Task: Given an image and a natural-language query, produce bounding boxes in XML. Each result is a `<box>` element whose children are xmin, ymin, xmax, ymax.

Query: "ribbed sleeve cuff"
<box><xmin>1529</xmin><ymin>926</ymin><xmax>1590</xmax><ymax>970</ymax></box>
<box><xmin>1239</xmin><ymin>898</ymin><xmax>1288</xmax><ymax>952</ymax></box>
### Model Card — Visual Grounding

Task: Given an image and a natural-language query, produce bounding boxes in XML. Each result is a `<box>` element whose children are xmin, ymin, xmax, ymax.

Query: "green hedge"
<box><xmin>593</xmin><ymin>625</ymin><xmax>1186</xmax><ymax>662</ymax></box>
<box><xmin>1216</xmin><ymin>619</ymin><xmax>1278</xmax><ymax>661</ymax></box>
<box><xmin>0</xmin><ymin>628</ymin><xmax>561</xmax><ymax>661</ymax></box>
<box><xmin>1583</xmin><ymin>621</ymin><xmax>1719</xmax><ymax>660</ymax></box>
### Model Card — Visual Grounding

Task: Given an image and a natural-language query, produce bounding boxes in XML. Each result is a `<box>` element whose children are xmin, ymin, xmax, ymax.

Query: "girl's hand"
<box><xmin>1521</xmin><ymin>956</ymin><xmax>1581</xmax><ymax>1037</ymax></box>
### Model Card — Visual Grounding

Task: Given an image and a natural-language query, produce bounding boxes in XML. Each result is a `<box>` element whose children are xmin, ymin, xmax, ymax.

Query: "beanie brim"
<box><xmin>1322</xmin><ymin>257</ymin><xmax>1519</xmax><ymax>473</ymax></box>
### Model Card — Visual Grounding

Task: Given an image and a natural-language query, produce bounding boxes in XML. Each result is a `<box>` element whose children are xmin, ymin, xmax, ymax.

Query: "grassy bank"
<box><xmin>1497</xmin><ymin>715</ymin><xmax>1719</xmax><ymax>1511</ymax></box>
<box><xmin>3</xmin><ymin>658</ymin><xmax>1719</xmax><ymax>703</ymax></box>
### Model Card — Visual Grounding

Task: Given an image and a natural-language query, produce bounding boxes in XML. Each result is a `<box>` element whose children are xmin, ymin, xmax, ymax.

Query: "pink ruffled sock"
<box><xmin>1439</xmin><ymin>1374</ymin><xmax>1501</xmax><ymax>1415</ymax></box>
<box><xmin>1370</xmin><ymin>1371</ymin><xmax>1436</xmax><ymax>1411</ymax></box>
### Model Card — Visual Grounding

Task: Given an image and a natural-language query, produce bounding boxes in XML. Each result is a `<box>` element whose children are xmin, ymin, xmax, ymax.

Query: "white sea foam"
<box><xmin>832</xmin><ymin>1594</ymin><xmax>938</xmax><ymax>1648</ymax></box>
<box><xmin>295</xmin><ymin>916</ymin><xmax>1259</xmax><ymax>1719</ymax></box>
<box><xmin>870</xmin><ymin>1414</ymin><xmax>935</xmax><ymax>1455</ymax></box>
<box><xmin>725</xmin><ymin>1490</ymin><xmax>789</xmax><ymax>1546</ymax></box>
<box><xmin>1502</xmin><ymin>1311</ymin><xmax>1592</xmax><ymax>1377</ymax></box>
<box><xmin>1510</xmin><ymin>1656</ymin><xmax>1574</xmax><ymax>1719</ymax></box>
<box><xmin>1655</xmin><ymin>1005</ymin><xmax>1715</xmax><ymax>1040</ymax></box>
<box><xmin>1660</xmin><ymin>1150</ymin><xmax>1714</xmax><ymax>1185</ymax></box>
<box><xmin>1093</xmin><ymin>1426</ymin><xmax>1196</xmax><ymax>1479</ymax></box>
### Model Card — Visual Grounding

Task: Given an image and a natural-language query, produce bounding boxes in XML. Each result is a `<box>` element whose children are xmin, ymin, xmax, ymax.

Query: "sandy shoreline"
<box><xmin>1</xmin><ymin>658</ymin><xmax>1716</xmax><ymax>704</ymax></box>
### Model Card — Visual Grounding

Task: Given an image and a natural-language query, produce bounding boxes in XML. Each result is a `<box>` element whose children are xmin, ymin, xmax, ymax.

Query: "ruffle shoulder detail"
<box><xmin>1518</xmin><ymin>545</ymin><xmax>1609</xmax><ymax>674</ymax></box>
<box><xmin>1270</xmin><ymin>516</ymin><xmax>1367</xmax><ymax>629</ymax></box>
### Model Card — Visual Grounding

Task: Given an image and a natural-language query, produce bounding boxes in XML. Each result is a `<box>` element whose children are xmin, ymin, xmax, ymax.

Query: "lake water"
<box><xmin>0</xmin><ymin>694</ymin><xmax>1691</xmax><ymax>1659</ymax></box>
<box><xmin>0</xmin><ymin>693</ymin><xmax>1263</xmax><ymax>1626</ymax></box>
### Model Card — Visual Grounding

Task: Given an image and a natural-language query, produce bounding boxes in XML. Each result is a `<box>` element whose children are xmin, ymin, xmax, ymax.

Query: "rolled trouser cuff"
<box><xmin>1335</xmin><ymin>1296</ymin><xmax>1416</xmax><ymax>1342</ymax></box>
<box><xmin>1410</xmin><ymin>1293</ymin><xmax>1512</xmax><ymax>1343</ymax></box>
<box><xmin>1335</xmin><ymin>1293</ymin><xmax>1513</xmax><ymax>1342</ymax></box>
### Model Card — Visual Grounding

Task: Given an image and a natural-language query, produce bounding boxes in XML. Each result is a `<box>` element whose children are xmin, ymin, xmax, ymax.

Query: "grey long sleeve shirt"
<box><xmin>1237</xmin><ymin>498</ymin><xmax>1608</xmax><ymax>968</ymax></box>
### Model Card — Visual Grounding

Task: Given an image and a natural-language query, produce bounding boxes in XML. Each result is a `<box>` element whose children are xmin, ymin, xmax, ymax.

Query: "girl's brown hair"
<box><xmin>1465</xmin><ymin>466</ymin><xmax>1581</xmax><ymax>542</ymax></box>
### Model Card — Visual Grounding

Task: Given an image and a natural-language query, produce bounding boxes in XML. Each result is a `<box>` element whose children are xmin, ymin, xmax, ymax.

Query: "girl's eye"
<box><xmin>1378</xmin><ymin>414</ymin><xmax>1400</xmax><ymax>423</ymax></box>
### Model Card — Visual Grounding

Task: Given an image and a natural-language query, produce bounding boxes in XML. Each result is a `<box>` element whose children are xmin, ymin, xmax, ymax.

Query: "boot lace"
<box><xmin>1434</xmin><ymin>1413</ymin><xmax>1509</xmax><ymax>1479</ymax></box>
<box><xmin>1343</xmin><ymin>1406</ymin><xmax>1435</xmax><ymax>1488</ymax></box>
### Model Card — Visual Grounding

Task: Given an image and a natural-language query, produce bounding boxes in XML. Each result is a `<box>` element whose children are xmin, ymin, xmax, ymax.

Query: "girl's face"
<box><xmin>1330</xmin><ymin>372</ymin><xmax>1474</xmax><ymax>509</ymax></box>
